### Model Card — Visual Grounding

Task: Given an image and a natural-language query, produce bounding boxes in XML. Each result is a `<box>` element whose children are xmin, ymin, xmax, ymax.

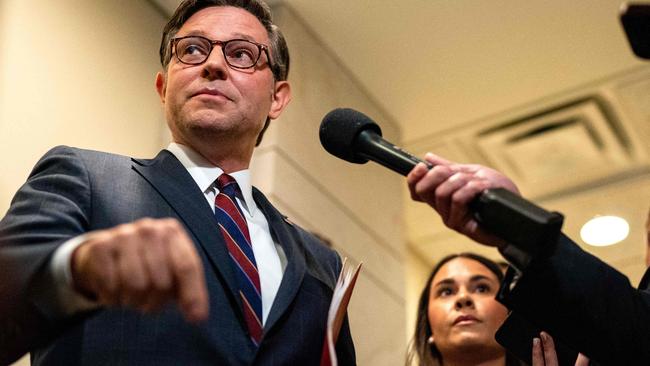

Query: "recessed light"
<box><xmin>580</xmin><ymin>215</ymin><xmax>629</xmax><ymax>247</ymax></box>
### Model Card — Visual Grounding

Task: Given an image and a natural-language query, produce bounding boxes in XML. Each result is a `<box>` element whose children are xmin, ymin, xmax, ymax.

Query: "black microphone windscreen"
<box><xmin>319</xmin><ymin>108</ymin><xmax>382</xmax><ymax>164</ymax></box>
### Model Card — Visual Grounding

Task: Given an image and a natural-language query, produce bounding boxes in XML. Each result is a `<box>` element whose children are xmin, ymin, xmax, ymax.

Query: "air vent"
<box><xmin>474</xmin><ymin>97</ymin><xmax>638</xmax><ymax>198</ymax></box>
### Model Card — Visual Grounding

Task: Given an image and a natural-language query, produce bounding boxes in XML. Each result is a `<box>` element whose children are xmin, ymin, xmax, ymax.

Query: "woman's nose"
<box><xmin>454</xmin><ymin>291</ymin><xmax>474</xmax><ymax>309</ymax></box>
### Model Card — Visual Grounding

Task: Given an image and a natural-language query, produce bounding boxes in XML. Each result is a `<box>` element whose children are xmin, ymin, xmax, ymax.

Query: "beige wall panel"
<box><xmin>267</xmin><ymin>6</ymin><xmax>405</xmax><ymax>248</ymax></box>
<box><xmin>247</xmin><ymin>178</ymin><xmax>407</xmax><ymax>366</ymax></box>
<box><xmin>348</xmin><ymin>273</ymin><xmax>406</xmax><ymax>366</ymax></box>
<box><xmin>250</xmin><ymin>147</ymin><xmax>278</xmax><ymax>193</ymax></box>
<box><xmin>1</xmin><ymin>2</ymin><xmax>166</xmax><ymax>363</ymax></box>
<box><xmin>404</xmin><ymin>247</ymin><xmax>431</xmax><ymax>343</ymax></box>
<box><xmin>250</xmin><ymin>4</ymin><xmax>409</xmax><ymax>363</ymax></box>
<box><xmin>252</xmin><ymin>147</ymin><xmax>405</xmax><ymax>296</ymax></box>
<box><xmin>0</xmin><ymin>0</ymin><xmax>166</xmax><ymax>213</ymax></box>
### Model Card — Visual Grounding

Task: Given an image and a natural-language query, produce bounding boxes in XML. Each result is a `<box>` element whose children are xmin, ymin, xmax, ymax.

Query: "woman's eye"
<box><xmin>437</xmin><ymin>288</ymin><xmax>453</xmax><ymax>297</ymax></box>
<box><xmin>475</xmin><ymin>284</ymin><xmax>491</xmax><ymax>293</ymax></box>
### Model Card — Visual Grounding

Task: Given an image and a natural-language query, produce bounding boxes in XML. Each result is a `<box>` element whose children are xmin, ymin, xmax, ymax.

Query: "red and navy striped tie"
<box><xmin>214</xmin><ymin>174</ymin><xmax>263</xmax><ymax>346</ymax></box>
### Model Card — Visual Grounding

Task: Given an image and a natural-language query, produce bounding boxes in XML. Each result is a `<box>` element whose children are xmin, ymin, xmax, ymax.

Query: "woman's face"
<box><xmin>427</xmin><ymin>257</ymin><xmax>507</xmax><ymax>358</ymax></box>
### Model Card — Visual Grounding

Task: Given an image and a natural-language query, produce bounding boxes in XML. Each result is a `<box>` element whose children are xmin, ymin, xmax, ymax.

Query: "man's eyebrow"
<box><xmin>177</xmin><ymin>30</ymin><xmax>261</xmax><ymax>42</ymax></box>
<box><xmin>177</xmin><ymin>30</ymin><xmax>208</xmax><ymax>38</ymax></box>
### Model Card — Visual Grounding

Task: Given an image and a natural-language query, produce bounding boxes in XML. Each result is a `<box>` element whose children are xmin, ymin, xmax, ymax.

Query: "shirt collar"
<box><xmin>166</xmin><ymin>142</ymin><xmax>257</xmax><ymax>216</ymax></box>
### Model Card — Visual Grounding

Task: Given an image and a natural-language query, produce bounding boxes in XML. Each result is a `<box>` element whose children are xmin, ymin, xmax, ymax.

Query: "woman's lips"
<box><xmin>453</xmin><ymin>314</ymin><xmax>479</xmax><ymax>325</ymax></box>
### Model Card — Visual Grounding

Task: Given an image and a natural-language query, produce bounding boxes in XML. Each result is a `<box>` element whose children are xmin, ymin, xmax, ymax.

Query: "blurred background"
<box><xmin>2</xmin><ymin>0</ymin><xmax>650</xmax><ymax>364</ymax></box>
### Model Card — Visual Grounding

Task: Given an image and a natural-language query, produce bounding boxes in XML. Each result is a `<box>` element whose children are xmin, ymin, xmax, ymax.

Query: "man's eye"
<box><xmin>229</xmin><ymin>48</ymin><xmax>255</xmax><ymax>61</ymax></box>
<box><xmin>182</xmin><ymin>44</ymin><xmax>207</xmax><ymax>56</ymax></box>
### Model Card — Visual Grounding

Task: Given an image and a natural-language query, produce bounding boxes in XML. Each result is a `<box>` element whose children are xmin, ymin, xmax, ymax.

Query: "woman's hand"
<box><xmin>532</xmin><ymin>332</ymin><xmax>590</xmax><ymax>366</ymax></box>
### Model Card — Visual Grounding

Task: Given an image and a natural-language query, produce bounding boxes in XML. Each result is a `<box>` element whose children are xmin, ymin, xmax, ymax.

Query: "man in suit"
<box><xmin>406</xmin><ymin>153</ymin><xmax>650</xmax><ymax>364</ymax></box>
<box><xmin>0</xmin><ymin>0</ymin><xmax>355</xmax><ymax>365</ymax></box>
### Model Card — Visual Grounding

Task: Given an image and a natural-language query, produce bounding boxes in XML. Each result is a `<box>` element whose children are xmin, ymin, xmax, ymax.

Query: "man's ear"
<box><xmin>155</xmin><ymin>72</ymin><xmax>167</xmax><ymax>103</ymax></box>
<box><xmin>268</xmin><ymin>80</ymin><xmax>291</xmax><ymax>120</ymax></box>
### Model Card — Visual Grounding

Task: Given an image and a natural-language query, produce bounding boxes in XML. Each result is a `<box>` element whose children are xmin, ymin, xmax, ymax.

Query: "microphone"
<box><xmin>319</xmin><ymin>108</ymin><xmax>564</xmax><ymax>254</ymax></box>
<box><xmin>319</xmin><ymin>108</ymin><xmax>427</xmax><ymax>175</ymax></box>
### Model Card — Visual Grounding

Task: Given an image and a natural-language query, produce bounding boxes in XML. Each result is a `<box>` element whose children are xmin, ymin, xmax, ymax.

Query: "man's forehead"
<box><xmin>177</xmin><ymin>6</ymin><xmax>268</xmax><ymax>42</ymax></box>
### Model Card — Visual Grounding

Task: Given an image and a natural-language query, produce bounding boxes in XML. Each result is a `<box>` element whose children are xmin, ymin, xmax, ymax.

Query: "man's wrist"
<box><xmin>49</xmin><ymin>235</ymin><xmax>100</xmax><ymax>314</ymax></box>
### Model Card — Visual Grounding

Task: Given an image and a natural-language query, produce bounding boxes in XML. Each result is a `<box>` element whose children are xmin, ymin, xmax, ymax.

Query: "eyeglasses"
<box><xmin>171</xmin><ymin>35</ymin><xmax>271</xmax><ymax>70</ymax></box>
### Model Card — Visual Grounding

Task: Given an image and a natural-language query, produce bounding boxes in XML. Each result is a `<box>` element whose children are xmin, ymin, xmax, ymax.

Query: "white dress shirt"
<box><xmin>167</xmin><ymin>143</ymin><xmax>284</xmax><ymax>324</ymax></box>
<box><xmin>50</xmin><ymin>143</ymin><xmax>285</xmax><ymax>325</ymax></box>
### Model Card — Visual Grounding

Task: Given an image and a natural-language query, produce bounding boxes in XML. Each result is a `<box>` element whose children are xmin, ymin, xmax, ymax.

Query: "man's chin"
<box><xmin>181</xmin><ymin>113</ymin><xmax>235</xmax><ymax>132</ymax></box>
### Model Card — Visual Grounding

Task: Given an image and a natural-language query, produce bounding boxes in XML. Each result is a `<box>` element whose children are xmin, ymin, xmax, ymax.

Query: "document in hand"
<box><xmin>320</xmin><ymin>258</ymin><xmax>362</xmax><ymax>366</ymax></box>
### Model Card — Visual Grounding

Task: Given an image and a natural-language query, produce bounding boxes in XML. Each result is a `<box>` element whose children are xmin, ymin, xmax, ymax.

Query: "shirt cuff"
<box><xmin>49</xmin><ymin>235</ymin><xmax>100</xmax><ymax>315</ymax></box>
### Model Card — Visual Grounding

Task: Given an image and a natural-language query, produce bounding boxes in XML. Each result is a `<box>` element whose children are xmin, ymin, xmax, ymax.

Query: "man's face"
<box><xmin>156</xmin><ymin>6</ymin><xmax>289</xmax><ymax>159</ymax></box>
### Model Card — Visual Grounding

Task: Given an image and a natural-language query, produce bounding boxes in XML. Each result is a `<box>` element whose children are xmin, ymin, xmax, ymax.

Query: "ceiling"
<box><xmin>153</xmin><ymin>0</ymin><xmax>645</xmax><ymax>141</ymax></box>
<box><xmin>151</xmin><ymin>0</ymin><xmax>650</xmax><ymax>282</ymax></box>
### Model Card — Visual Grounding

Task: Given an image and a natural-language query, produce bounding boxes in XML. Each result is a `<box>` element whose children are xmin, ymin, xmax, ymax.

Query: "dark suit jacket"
<box><xmin>0</xmin><ymin>146</ymin><xmax>356</xmax><ymax>365</ymax></box>
<box><xmin>497</xmin><ymin>233</ymin><xmax>650</xmax><ymax>365</ymax></box>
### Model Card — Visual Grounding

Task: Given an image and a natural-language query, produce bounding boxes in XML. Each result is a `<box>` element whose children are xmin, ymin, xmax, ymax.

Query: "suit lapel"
<box><xmin>253</xmin><ymin>188</ymin><xmax>306</xmax><ymax>333</ymax></box>
<box><xmin>131</xmin><ymin>150</ymin><xmax>241</xmax><ymax>305</ymax></box>
<box><xmin>132</xmin><ymin>154</ymin><xmax>309</xmax><ymax>337</ymax></box>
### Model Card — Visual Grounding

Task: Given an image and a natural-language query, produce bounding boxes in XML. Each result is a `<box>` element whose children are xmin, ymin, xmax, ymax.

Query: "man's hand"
<box><xmin>71</xmin><ymin>218</ymin><xmax>209</xmax><ymax>323</ymax></box>
<box><xmin>406</xmin><ymin>152</ymin><xmax>520</xmax><ymax>248</ymax></box>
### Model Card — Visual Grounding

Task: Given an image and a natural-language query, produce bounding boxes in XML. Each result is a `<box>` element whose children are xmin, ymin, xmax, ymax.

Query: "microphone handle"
<box><xmin>356</xmin><ymin>130</ymin><xmax>425</xmax><ymax>175</ymax></box>
<box><xmin>356</xmin><ymin>130</ymin><xmax>564</xmax><ymax>254</ymax></box>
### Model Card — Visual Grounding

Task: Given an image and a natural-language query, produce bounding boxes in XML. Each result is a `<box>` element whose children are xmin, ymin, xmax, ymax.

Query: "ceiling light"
<box><xmin>580</xmin><ymin>215</ymin><xmax>629</xmax><ymax>247</ymax></box>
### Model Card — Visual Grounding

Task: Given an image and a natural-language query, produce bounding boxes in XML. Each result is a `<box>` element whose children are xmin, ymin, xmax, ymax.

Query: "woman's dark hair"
<box><xmin>405</xmin><ymin>252</ymin><xmax>522</xmax><ymax>366</ymax></box>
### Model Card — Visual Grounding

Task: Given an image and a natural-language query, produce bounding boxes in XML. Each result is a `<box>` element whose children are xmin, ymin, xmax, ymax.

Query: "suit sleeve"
<box><xmin>0</xmin><ymin>146</ymin><xmax>92</xmax><ymax>364</ymax></box>
<box><xmin>498</xmin><ymin>233</ymin><xmax>650</xmax><ymax>364</ymax></box>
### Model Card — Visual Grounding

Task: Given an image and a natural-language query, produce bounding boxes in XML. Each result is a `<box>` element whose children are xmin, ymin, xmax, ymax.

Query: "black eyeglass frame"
<box><xmin>170</xmin><ymin>35</ymin><xmax>273</xmax><ymax>71</ymax></box>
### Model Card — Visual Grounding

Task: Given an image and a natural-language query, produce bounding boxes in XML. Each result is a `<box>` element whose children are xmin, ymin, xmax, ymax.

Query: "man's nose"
<box><xmin>201</xmin><ymin>47</ymin><xmax>228</xmax><ymax>80</ymax></box>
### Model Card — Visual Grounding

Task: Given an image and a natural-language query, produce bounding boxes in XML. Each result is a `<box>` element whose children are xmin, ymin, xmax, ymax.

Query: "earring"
<box><xmin>427</xmin><ymin>336</ymin><xmax>434</xmax><ymax>345</ymax></box>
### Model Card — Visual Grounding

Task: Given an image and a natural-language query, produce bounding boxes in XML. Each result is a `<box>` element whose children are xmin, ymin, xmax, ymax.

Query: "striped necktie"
<box><xmin>214</xmin><ymin>174</ymin><xmax>263</xmax><ymax>346</ymax></box>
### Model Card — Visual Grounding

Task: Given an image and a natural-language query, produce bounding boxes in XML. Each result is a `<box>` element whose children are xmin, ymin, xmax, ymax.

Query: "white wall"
<box><xmin>0</xmin><ymin>1</ymin><xmax>167</xmax><ymax>365</ymax></box>
<box><xmin>0</xmin><ymin>0</ymin><xmax>167</xmax><ymax>214</ymax></box>
<box><xmin>250</xmin><ymin>5</ymin><xmax>407</xmax><ymax>365</ymax></box>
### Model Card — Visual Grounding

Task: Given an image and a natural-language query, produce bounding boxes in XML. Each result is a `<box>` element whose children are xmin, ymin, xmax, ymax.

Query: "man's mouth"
<box><xmin>192</xmin><ymin>88</ymin><xmax>231</xmax><ymax>101</ymax></box>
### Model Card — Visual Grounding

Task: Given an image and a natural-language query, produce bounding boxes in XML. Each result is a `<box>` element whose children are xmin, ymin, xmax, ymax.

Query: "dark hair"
<box><xmin>406</xmin><ymin>253</ymin><xmax>522</xmax><ymax>366</ymax></box>
<box><xmin>158</xmin><ymin>0</ymin><xmax>290</xmax><ymax>146</ymax></box>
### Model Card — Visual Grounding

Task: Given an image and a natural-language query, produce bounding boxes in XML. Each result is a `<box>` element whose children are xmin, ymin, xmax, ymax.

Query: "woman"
<box><xmin>406</xmin><ymin>252</ymin><xmax>523</xmax><ymax>366</ymax></box>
